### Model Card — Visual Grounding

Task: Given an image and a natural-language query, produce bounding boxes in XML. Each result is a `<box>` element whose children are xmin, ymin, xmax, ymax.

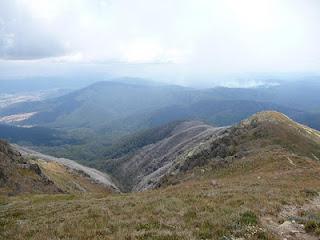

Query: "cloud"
<box><xmin>0</xmin><ymin>0</ymin><xmax>319</xmax><ymax>83</ymax></box>
<box><xmin>0</xmin><ymin>1</ymin><xmax>66</xmax><ymax>60</ymax></box>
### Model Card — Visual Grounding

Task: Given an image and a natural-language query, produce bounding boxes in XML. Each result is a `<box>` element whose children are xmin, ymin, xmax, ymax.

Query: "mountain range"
<box><xmin>0</xmin><ymin>79</ymin><xmax>319</xmax><ymax>165</ymax></box>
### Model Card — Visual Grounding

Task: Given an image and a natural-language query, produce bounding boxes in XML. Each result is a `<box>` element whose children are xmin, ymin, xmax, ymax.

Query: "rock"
<box><xmin>211</xmin><ymin>179</ymin><xmax>219</xmax><ymax>187</ymax></box>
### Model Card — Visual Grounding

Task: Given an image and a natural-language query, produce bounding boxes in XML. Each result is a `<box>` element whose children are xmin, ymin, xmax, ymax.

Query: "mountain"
<box><xmin>0</xmin><ymin>81</ymin><xmax>198</xmax><ymax>129</ymax></box>
<box><xmin>1</xmin><ymin>111</ymin><xmax>320</xmax><ymax>240</ymax></box>
<box><xmin>205</xmin><ymin>79</ymin><xmax>320</xmax><ymax>112</ymax></box>
<box><xmin>143</xmin><ymin>99</ymin><xmax>309</xmax><ymax>127</ymax></box>
<box><xmin>103</xmin><ymin>121</ymin><xmax>226</xmax><ymax>192</ymax></box>
<box><xmin>98</xmin><ymin>111</ymin><xmax>320</xmax><ymax>193</ymax></box>
<box><xmin>1</xmin><ymin>79</ymin><xmax>320</xmax><ymax>131</ymax></box>
<box><xmin>1</xmin><ymin>79</ymin><xmax>320</xmax><ymax>167</ymax></box>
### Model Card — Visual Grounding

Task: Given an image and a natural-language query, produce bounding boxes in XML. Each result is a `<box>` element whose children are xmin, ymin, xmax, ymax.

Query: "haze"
<box><xmin>0</xmin><ymin>0</ymin><xmax>320</xmax><ymax>86</ymax></box>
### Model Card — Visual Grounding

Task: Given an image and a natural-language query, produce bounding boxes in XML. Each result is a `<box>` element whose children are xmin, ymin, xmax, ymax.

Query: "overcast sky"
<box><xmin>0</xmin><ymin>0</ymin><xmax>319</xmax><ymax>86</ymax></box>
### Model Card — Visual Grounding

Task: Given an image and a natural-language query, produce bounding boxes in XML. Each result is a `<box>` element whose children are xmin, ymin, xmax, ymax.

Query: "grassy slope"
<box><xmin>1</xmin><ymin>149</ymin><xmax>319</xmax><ymax>239</ymax></box>
<box><xmin>35</xmin><ymin>160</ymin><xmax>113</xmax><ymax>194</ymax></box>
<box><xmin>1</xmin><ymin>112</ymin><xmax>320</xmax><ymax>239</ymax></box>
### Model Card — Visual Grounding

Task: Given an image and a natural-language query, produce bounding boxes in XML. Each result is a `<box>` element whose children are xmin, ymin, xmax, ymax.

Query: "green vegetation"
<box><xmin>295</xmin><ymin>210</ymin><xmax>320</xmax><ymax>236</ymax></box>
<box><xmin>239</xmin><ymin>211</ymin><xmax>258</xmax><ymax>226</ymax></box>
<box><xmin>0</xmin><ymin>124</ymin><xmax>78</xmax><ymax>146</ymax></box>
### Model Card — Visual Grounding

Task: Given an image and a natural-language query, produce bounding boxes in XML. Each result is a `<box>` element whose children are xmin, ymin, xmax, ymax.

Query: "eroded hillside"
<box><xmin>103</xmin><ymin>121</ymin><xmax>227</xmax><ymax>191</ymax></box>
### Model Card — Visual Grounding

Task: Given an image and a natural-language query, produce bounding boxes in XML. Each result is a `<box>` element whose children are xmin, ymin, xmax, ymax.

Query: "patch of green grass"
<box><xmin>305</xmin><ymin>220</ymin><xmax>320</xmax><ymax>235</ymax></box>
<box><xmin>136</xmin><ymin>221</ymin><xmax>161</xmax><ymax>231</ymax></box>
<box><xmin>239</xmin><ymin>211</ymin><xmax>258</xmax><ymax>226</ymax></box>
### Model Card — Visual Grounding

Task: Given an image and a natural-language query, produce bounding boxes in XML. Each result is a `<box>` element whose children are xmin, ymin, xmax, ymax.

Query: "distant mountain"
<box><xmin>0</xmin><ymin>81</ymin><xmax>201</xmax><ymax>129</ymax></box>
<box><xmin>205</xmin><ymin>79</ymin><xmax>320</xmax><ymax>112</ymax></box>
<box><xmin>1</xmin><ymin>79</ymin><xmax>319</xmax><ymax>130</ymax></box>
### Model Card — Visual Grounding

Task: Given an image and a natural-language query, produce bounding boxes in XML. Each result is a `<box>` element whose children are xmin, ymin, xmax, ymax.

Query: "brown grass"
<box><xmin>36</xmin><ymin>160</ymin><xmax>111</xmax><ymax>194</ymax></box>
<box><xmin>1</xmin><ymin>147</ymin><xmax>320</xmax><ymax>240</ymax></box>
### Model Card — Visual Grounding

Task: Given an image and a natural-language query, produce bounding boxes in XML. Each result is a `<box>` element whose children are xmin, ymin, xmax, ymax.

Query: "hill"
<box><xmin>97</xmin><ymin>111</ymin><xmax>320</xmax><ymax>193</ymax></box>
<box><xmin>1</xmin><ymin>112</ymin><xmax>320</xmax><ymax>239</ymax></box>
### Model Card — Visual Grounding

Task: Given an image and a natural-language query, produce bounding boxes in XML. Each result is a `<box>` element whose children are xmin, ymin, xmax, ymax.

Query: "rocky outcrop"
<box><xmin>15</xmin><ymin>145</ymin><xmax>119</xmax><ymax>192</ymax></box>
<box><xmin>0</xmin><ymin>140</ymin><xmax>61</xmax><ymax>195</ymax></box>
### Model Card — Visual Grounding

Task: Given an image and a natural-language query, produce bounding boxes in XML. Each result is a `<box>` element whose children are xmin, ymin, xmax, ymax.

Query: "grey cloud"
<box><xmin>0</xmin><ymin>30</ymin><xmax>66</xmax><ymax>60</ymax></box>
<box><xmin>0</xmin><ymin>1</ymin><xmax>66</xmax><ymax>60</ymax></box>
<box><xmin>0</xmin><ymin>0</ymin><xmax>319</xmax><ymax>83</ymax></box>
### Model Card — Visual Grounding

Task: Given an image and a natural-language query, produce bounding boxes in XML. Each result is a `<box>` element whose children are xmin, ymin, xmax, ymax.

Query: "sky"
<box><xmin>0</xmin><ymin>0</ymin><xmax>319</xmax><ymax>86</ymax></box>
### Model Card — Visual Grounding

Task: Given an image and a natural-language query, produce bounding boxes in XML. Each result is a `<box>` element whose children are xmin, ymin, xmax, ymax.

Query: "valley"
<box><xmin>1</xmin><ymin>79</ymin><xmax>320</xmax><ymax>167</ymax></box>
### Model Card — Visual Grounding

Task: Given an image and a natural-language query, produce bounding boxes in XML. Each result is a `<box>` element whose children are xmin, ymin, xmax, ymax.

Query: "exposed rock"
<box><xmin>15</xmin><ymin>145</ymin><xmax>119</xmax><ymax>192</ymax></box>
<box><xmin>210</xmin><ymin>179</ymin><xmax>219</xmax><ymax>187</ymax></box>
<box><xmin>0</xmin><ymin>139</ymin><xmax>62</xmax><ymax>195</ymax></box>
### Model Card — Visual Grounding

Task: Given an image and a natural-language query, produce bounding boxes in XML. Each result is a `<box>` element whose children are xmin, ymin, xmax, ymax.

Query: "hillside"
<box><xmin>99</xmin><ymin>111</ymin><xmax>320</xmax><ymax>193</ymax></box>
<box><xmin>1</xmin><ymin>112</ymin><xmax>320</xmax><ymax>239</ymax></box>
<box><xmin>103</xmin><ymin>121</ymin><xmax>227</xmax><ymax>192</ymax></box>
<box><xmin>0</xmin><ymin>140</ymin><xmax>117</xmax><ymax>195</ymax></box>
<box><xmin>0</xmin><ymin>140</ymin><xmax>60</xmax><ymax>195</ymax></box>
<box><xmin>0</xmin><ymin>124</ymin><xmax>78</xmax><ymax>146</ymax></box>
<box><xmin>159</xmin><ymin>111</ymin><xmax>320</xmax><ymax>187</ymax></box>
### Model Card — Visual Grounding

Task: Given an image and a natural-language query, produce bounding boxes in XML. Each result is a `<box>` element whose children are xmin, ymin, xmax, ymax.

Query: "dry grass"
<box><xmin>36</xmin><ymin>160</ymin><xmax>111</xmax><ymax>194</ymax></box>
<box><xmin>1</xmin><ymin>147</ymin><xmax>320</xmax><ymax>240</ymax></box>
